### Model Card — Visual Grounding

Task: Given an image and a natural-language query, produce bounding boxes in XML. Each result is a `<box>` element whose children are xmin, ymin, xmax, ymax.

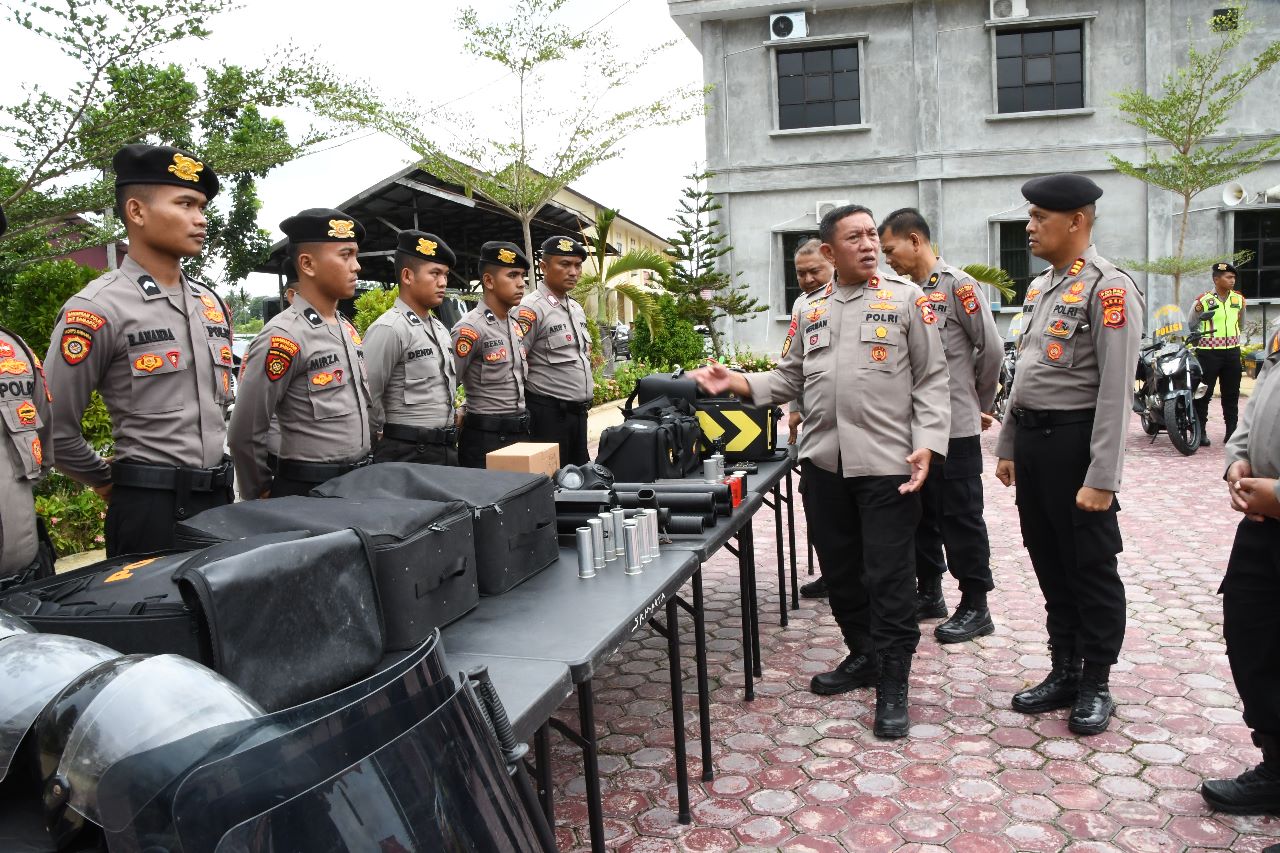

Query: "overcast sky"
<box><xmin>0</xmin><ymin>0</ymin><xmax>707</xmax><ymax>295</ymax></box>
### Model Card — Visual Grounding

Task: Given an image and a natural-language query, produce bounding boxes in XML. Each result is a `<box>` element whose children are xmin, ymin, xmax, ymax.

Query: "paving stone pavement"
<box><xmin>549</xmin><ymin>414</ymin><xmax>1280</xmax><ymax>851</ymax></box>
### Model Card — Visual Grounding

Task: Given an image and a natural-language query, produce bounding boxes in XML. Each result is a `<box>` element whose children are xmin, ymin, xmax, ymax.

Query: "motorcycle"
<box><xmin>1134</xmin><ymin>304</ymin><xmax>1211</xmax><ymax>456</ymax></box>
<box><xmin>992</xmin><ymin>311</ymin><xmax>1023</xmax><ymax>422</ymax></box>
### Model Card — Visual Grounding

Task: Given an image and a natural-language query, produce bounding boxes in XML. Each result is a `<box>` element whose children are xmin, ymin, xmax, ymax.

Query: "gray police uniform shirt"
<box><xmin>228</xmin><ymin>294</ymin><xmax>372</xmax><ymax>498</ymax></box>
<box><xmin>0</xmin><ymin>329</ymin><xmax>53</xmax><ymax>576</ymax></box>
<box><xmin>363</xmin><ymin>297</ymin><xmax>456</xmax><ymax>433</ymax></box>
<box><xmin>921</xmin><ymin>260</ymin><xmax>1003</xmax><ymax>438</ymax></box>
<box><xmin>1226</xmin><ymin>330</ymin><xmax>1280</xmax><ymax>501</ymax></box>
<box><xmin>517</xmin><ymin>285</ymin><xmax>593</xmax><ymax>402</ymax></box>
<box><xmin>994</xmin><ymin>244</ymin><xmax>1144</xmax><ymax>492</ymax></box>
<box><xmin>45</xmin><ymin>256</ymin><xmax>233</xmax><ymax>488</ymax></box>
<box><xmin>451</xmin><ymin>302</ymin><xmax>526</xmax><ymax>416</ymax></box>
<box><xmin>745</xmin><ymin>271</ymin><xmax>951</xmax><ymax>478</ymax></box>
<box><xmin>787</xmin><ymin>288</ymin><xmax>820</xmax><ymax>419</ymax></box>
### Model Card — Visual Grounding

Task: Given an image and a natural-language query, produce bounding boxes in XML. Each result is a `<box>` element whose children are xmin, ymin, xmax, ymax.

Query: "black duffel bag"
<box><xmin>0</xmin><ymin>530</ymin><xmax>384</xmax><ymax>712</ymax></box>
<box><xmin>633</xmin><ymin>367</ymin><xmax>701</xmax><ymax>407</ymax></box>
<box><xmin>176</xmin><ymin>496</ymin><xmax>478</xmax><ymax>650</ymax></box>
<box><xmin>597</xmin><ymin>395</ymin><xmax>703</xmax><ymax>483</ymax></box>
<box><xmin>314</xmin><ymin>464</ymin><xmax>558</xmax><ymax>596</ymax></box>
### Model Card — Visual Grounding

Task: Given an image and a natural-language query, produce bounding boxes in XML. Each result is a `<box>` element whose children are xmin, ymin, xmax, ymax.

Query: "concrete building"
<box><xmin>668</xmin><ymin>0</ymin><xmax>1280</xmax><ymax>352</ymax></box>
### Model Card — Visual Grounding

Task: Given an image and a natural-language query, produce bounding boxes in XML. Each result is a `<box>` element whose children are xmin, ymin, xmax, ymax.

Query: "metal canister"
<box><xmin>610</xmin><ymin>508</ymin><xmax>627</xmax><ymax>559</ymax></box>
<box><xmin>711</xmin><ymin>453</ymin><xmax>725</xmax><ymax>479</ymax></box>
<box><xmin>588</xmin><ymin>517</ymin><xmax>606</xmax><ymax>571</ymax></box>
<box><xmin>597</xmin><ymin>512</ymin><xmax>615</xmax><ymax>561</ymax></box>
<box><xmin>637</xmin><ymin>510</ymin><xmax>653</xmax><ymax>564</ymax></box>
<box><xmin>576</xmin><ymin>527</ymin><xmax>596</xmax><ymax>579</ymax></box>
<box><xmin>646</xmin><ymin>509</ymin><xmax>661</xmax><ymax>559</ymax></box>
<box><xmin>702</xmin><ymin>458</ymin><xmax>719</xmax><ymax>482</ymax></box>
<box><xmin>623</xmin><ymin>521</ymin><xmax>643</xmax><ymax>575</ymax></box>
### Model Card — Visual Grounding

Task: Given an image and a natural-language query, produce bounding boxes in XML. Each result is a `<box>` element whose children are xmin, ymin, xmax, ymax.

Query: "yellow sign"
<box><xmin>696</xmin><ymin>409</ymin><xmax>764</xmax><ymax>453</ymax></box>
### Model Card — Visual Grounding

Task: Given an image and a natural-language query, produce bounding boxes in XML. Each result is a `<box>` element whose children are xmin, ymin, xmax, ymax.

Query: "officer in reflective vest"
<box><xmin>1192</xmin><ymin>262</ymin><xmax>1246</xmax><ymax>447</ymax></box>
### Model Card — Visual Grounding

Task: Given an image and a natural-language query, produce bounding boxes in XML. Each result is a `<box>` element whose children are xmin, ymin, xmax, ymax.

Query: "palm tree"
<box><xmin>572</xmin><ymin>208</ymin><xmax>671</xmax><ymax>360</ymax></box>
<box><xmin>959</xmin><ymin>263</ymin><xmax>1017</xmax><ymax>301</ymax></box>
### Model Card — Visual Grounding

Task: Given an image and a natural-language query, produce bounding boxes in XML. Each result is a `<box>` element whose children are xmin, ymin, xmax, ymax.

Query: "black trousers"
<box><xmin>527</xmin><ymin>392</ymin><xmax>590</xmax><ymax>466</ymax></box>
<box><xmin>916</xmin><ymin>434</ymin><xmax>994</xmax><ymax>592</ymax></box>
<box><xmin>1222</xmin><ymin>517</ymin><xmax>1280</xmax><ymax>734</ymax></box>
<box><xmin>459</xmin><ymin>423</ymin><xmax>532</xmax><ymax>469</ymax></box>
<box><xmin>373</xmin><ymin>435</ymin><xmax>459</xmax><ymax>467</ymax></box>
<box><xmin>1013</xmin><ymin>420</ymin><xmax>1126</xmax><ymax>664</ymax></box>
<box><xmin>803</xmin><ymin>460</ymin><xmax>921</xmax><ymax>656</ymax></box>
<box><xmin>1194</xmin><ymin>347</ymin><xmax>1243</xmax><ymax>438</ymax></box>
<box><xmin>105</xmin><ymin>483</ymin><xmax>232</xmax><ymax>557</ymax></box>
<box><xmin>797</xmin><ymin>467</ymin><xmax>826</xmax><ymax>577</ymax></box>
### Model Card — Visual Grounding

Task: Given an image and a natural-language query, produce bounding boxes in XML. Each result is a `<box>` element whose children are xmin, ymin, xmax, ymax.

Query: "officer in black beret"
<box><xmin>1192</xmin><ymin>261</ymin><xmax>1246</xmax><ymax>447</ymax></box>
<box><xmin>364</xmin><ymin>231</ymin><xmax>460</xmax><ymax>466</ymax></box>
<box><xmin>517</xmin><ymin>235</ymin><xmax>595</xmax><ymax>465</ymax></box>
<box><xmin>44</xmin><ymin>144</ymin><xmax>235</xmax><ymax>557</ymax></box>
<box><xmin>452</xmin><ymin>241</ymin><xmax>532</xmax><ymax>468</ymax></box>
<box><xmin>994</xmin><ymin>174</ymin><xmax>1144</xmax><ymax>735</ymax></box>
<box><xmin>229</xmin><ymin>209</ymin><xmax>373</xmax><ymax>498</ymax></box>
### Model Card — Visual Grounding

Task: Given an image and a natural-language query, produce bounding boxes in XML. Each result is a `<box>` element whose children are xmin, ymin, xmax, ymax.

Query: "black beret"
<box><xmin>1212</xmin><ymin>261</ymin><xmax>1237</xmax><ymax>276</ymax></box>
<box><xmin>541</xmin><ymin>235</ymin><xmax>588</xmax><ymax>259</ymax></box>
<box><xmin>480</xmin><ymin>240</ymin><xmax>530</xmax><ymax>270</ymax></box>
<box><xmin>113</xmin><ymin>143</ymin><xmax>220</xmax><ymax>201</ymax></box>
<box><xmin>1021</xmin><ymin>174</ymin><xmax>1103</xmax><ymax>211</ymax></box>
<box><xmin>0</xmin><ymin>205</ymin><xmax>6</xmax><ymax>240</ymax></box>
<box><xmin>280</xmin><ymin>208</ymin><xmax>365</xmax><ymax>245</ymax></box>
<box><xmin>397</xmin><ymin>230</ymin><xmax>455</xmax><ymax>267</ymax></box>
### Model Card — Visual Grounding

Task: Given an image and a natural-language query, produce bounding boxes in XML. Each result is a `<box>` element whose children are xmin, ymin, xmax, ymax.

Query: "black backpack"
<box><xmin>596</xmin><ymin>394</ymin><xmax>703</xmax><ymax>482</ymax></box>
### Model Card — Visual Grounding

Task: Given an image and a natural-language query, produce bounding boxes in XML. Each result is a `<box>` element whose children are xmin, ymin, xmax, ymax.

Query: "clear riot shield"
<box><xmin>1152</xmin><ymin>304</ymin><xmax>1190</xmax><ymax>343</ymax></box>
<box><xmin>95</xmin><ymin>632</ymin><xmax>455</xmax><ymax>853</ymax></box>
<box><xmin>1006</xmin><ymin>310</ymin><xmax>1026</xmax><ymax>343</ymax></box>
<box><xmin>208</xmin><ymin>683</ymin><xmax>543</xmax><ymax>853</ymax></box>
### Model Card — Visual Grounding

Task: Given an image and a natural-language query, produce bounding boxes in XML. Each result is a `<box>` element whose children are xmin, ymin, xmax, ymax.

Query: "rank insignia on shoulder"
<box><xmin>60</xmin><ymin>329</ymin><xmax>93</xmax><ymax>365</ymax></box>
<box><xmin>65</xmin><ymin>309</ymin><xmax>106</xmax><ymax>330</ymax></box>
<box><xmin>1098</xmin><ymin>287</ymin><xmax>1127</xmax><ymax>329</ymax></box>
<box><xmin>16</xmin><ymin>401</ymin><xmax>37</xmax><ymax>426</ymax></box>
<box><xmin>405</xmin><ymin>310</ymin><xmax>422</xmax><ymax>326</ymax></box>
<box><xmin>303</xmin><ymin>307</ymin><xmax>323</xmax><ymax>327</ymax></box>
<box><xmin>823</xmin><ymin>283</ymin><xmax>834</xmax><ymax>297</ymax></box>
<box><xmin>137</xmin><ymin>275</ymin><xmax>162</xmax><ymax>297</ymax></box>
<box><xmin>1068</xmin><ymin>258</ymin><xmax>1086</xmax><ymax>276</ymax></box>
<box><xmin>868</xmin><ymin>276</ymin><xmax>879</xmax><ymax>288</ymax></box>
<box><xmin>928</xmin><ymin>273</ymin><xmax>939</xmax><ymax>286</ymax></box>
<box><xmin>0</xmin><ymin>358</ymin><xmax>29</xmax><ymax>376</ymax></box>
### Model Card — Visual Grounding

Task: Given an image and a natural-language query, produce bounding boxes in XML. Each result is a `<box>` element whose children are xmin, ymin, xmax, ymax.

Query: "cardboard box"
<box><xmin>486</xmin><ymin>442</ymin><xmax>561</xmax><ymax>479</ymax></box>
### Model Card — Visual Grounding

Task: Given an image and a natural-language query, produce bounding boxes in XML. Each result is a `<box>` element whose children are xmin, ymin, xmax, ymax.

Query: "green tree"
<box><xmin>664</xmin><ymin>169</ymin><xmax>765</xmax><ymax>356</ymax></box>
<box><xmin>1110</xmin><ymin>2</ymin><xmax>1280</xmax><ymax>304</ymax></box>
<box><xmin>377</xmin><ymin>0</ymin><xmax>704</xmax><ymax>262</ymax></box>
<box><xmin>631</xmin><ymin>294</ymin><xmax>705</xmax><ymax>370</ymax></box>
<box><xmin>571</xmin><ymin>208</ymin><xmax>669</xmax><ymax>355</ymax></box>
<box><xmin>353</xmin><ymin>286</ymin><xmax>398</xmax><ymax>336</ymax></box>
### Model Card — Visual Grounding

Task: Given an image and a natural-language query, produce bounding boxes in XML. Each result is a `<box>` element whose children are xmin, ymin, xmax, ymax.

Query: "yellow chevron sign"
<box><xmin>697</xmin><ymin>408</ymin><xmax>764</xmax><ymax>453</ymax></box>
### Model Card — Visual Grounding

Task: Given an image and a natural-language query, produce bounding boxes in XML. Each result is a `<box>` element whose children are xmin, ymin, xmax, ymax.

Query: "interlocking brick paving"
<box><xmin>549</xmin><ymin>415</ymin><xmax>1280</xmax><ymax>851</ymax></box>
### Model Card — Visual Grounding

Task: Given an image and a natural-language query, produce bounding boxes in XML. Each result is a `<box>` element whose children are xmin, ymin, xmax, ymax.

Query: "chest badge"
<box><xmin>805</xmin><ymin>307</ymin><xmax>827</xmax><ymax>323</ymax></box>
<box><xmin>0</xmin><ymin>358</ymin><xmax>29</xmax><ymax>376</ymax></box>
<box><xmin>1060</xmin><ymin>281</ymin><xmax>1087</xmax><ymax>304</ymax></box>
<box><xmin>874</xmin><ymin>326</ymin><xmax>888</xmax><ymax>339</ymax></box>
<box><xmin>871</xmin><ymin>345</ymin><xmax>888</xmax><ymax>362</ymax></box>
<box><xmin>1046</xmin><ymin>341</ymin><xmax>1065</xmax><ymax>361</ymax></box>
<box><xmin>133</xmin><ymin>353</ymin><xmax>164</xmax><ymax>373</ymax></box>
<box><xmin>166</xmin><ymin>351</ymin><xmax>181</xmax><ymax>369</ymax></box>
<box><xmin>1047</xmin><ymin>319</ymin><xmax>1071</xmax><ymax>338</ymax></box>
<box><xmin>16</xmin><ymin>401</ymin><xmax>37</xmax><ymax>426</ymax></box>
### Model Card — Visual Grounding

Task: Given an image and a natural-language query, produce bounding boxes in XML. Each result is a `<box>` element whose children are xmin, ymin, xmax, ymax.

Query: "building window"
<box><xmin>1233</xmin><ymin>211</ymin><xmax>1280</xmax><ymax>299</ymax></box>
<box><xmin>996</xmin><ymin>25</ymin><xmax>1083</xmax><ymax>113</ymax></box>
<box><xmin>998</xmin><ymin>221</ymin><xmax>1048</xmax><ymax>305</ymax></box>
<box><xmin>776</xmin><ymin>44</ymin><xmax>861</xmax><ymax>130</ymax></box>
<box><xmin>781</xmin><ymin>231</ymin><xmax>820</xmax><ymax>310</ymax></box>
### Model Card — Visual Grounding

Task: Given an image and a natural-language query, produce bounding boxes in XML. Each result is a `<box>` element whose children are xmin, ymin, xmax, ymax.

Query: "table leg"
<box><xmin>785</xmin><ymin>467</ymin><xmax>799</xmax><ymax>610</ymax></box>
<box><xmin>742</xmin><ymin>520</ymin><xmax>763</xmax><ymax>679</ymax></box>
<box><xmin>662</xmin><ymin>597</ymin><xmax>691</xmax><ymax>823</ymax></box>
<box><xmin>727</xmin><ymin>538</ymin><xmax>755</xmax><ymax>701</ymax></box>
<box><xmin>534</xmin><ymin>723</ymin><xmax>555</xmax><ymax>827</ymax></box>
<box><xmin>772</xmin><ymin>483</ymin><xmax>787</xmax><ymax>628</ymax></box>
<box><xmin>578</xmin><ymin>683</ymin><xmax>605</xmax><ymax>853</ymax></box>
<box><xmin>678</xmin><ymin>569</ymin><xmax>714</xmax><ymax>780</ymax></box>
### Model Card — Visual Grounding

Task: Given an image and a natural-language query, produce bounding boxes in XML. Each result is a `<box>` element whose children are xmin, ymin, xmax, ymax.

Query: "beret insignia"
<box><xmin>497</xmin><ymin>248</ymin><xmax>516</xmax><ymax>264</ymax></box>
<box><xmin>328</xmin><ymin>219</ymin><xmax>356</xmax><ymax>239</ymax></box>
<box><xmin>417</xmin><ymin>237</ymin><xmax>437</xmax><ymax>257</ymax></box>
<box><xmin>168</xmin><ymin>153</ymin><xmax>204</xmax><ymax>183</ymax></box>
<box><xmin>557</xmin><ymin>239</ymin><xmax>574</xmax><ymax>252</ymax></box>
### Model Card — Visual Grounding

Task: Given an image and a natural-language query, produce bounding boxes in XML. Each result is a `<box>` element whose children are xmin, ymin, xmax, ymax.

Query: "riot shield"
<box><xmin>1152</xmin><ymin>304</ymin><xmax>1190</xmax><ymax>343</ymax></box>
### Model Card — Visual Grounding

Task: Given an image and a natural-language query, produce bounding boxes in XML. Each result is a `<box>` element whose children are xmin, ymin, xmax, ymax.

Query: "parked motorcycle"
<box><xmin>992</xmin><ymin>311</ymin><xmax>1023</xmax><ymax>422</ymax></box>
<box><xmin>1134</xmin><ymin>304</ymin><xmax>1210</xmax><ymax>456</ymax></box>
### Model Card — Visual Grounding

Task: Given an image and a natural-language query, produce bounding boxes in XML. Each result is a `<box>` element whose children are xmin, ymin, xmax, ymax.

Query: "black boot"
<box><xmin>1202</xmin><ymin>733</ymin><xmax>1280</xmax><ymax>814</ymax></box>
<box><xmin>1068</xmin><ymin>663</ymin><xmax>1116</xmax><ymax>735</ymax></box>
<box><xmin>935</xmin><ymin>587</ymin><xmax>995</xmax><ymax>644</ymax></box>
<box><xmin>1012</xmin><ymin>644</ymin><xmax>1080</xmax><ymax>714</ymax></box>
<box><xmin>873</xmin><ymin>652</ymin><xmax>911</xmax><ymax>739</ymax></box>
<box><xmin>810</xmin><ymin>650</ymin><xmax>880</xmax><ymax>695</ymax></box>
<box><xmin>799</xmin><ymin>576</ymin><xmax>828</xmax><ymax>599</ymax></box>
<box><xmin>1200</xmin><ymin>433</ymin><xmax>1212</xmax><ymax>447</ymax></box>
<box><xmin>915</xmin><ymin>574</ymin><xmax>947</xmax><ymax>620</ymax></box>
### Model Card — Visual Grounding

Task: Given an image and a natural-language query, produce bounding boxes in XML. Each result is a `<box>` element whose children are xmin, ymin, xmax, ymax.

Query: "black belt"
<box><xmin>1011</xmin><ymin>408</ymin><xmax>1096</xmax><ymax>428</ymax></box>
<box><xmin>111</xmin><ymin>458</ymin><xmax>234</xmax><ymax>493</ymax></box>
<box><xmin>465</xmin><ymin>411</ymin><xmax>531</xmax><ymax>434</ymax></box>
<box><xmin>383</xmin><ymin>422</ymin><xmax>458</xmax><ymax>446</ymax></box>
<box><xmin>526</xmin><ymin>391</ymin><xmax>593</xmax><ymax>414</ymax></box>
<box><xmin>269</xmin><ymin>453</ymin><xmax>372</xmax><ymax>483</ymax></box>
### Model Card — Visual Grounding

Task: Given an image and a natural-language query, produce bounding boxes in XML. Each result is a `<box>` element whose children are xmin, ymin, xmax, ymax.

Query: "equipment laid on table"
<box><xmin>176</xmin><ymin>496</ymin><xmax>478</xmax><ymax>650</ymax></box>
<box><xmin>0</xmin><ymin>530</ymin><xmax>384</xmax><ymax>712</ymax></box>
<box><xmin>694</xmin><ymin>397</ymin><xmax>781</xmax><ymax>461</ymax></box>
<box><xmin>315</xmin><ymin>463</ymin><xmax>558</xmax><ymax>595</ymax></box>
<box><xmin>597</xmin><ymin>395</ymin><xmax>703</xmax><ymax>482</ymax></box>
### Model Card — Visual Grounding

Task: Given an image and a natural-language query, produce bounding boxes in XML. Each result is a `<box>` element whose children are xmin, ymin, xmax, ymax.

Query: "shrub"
<box><xmin>34</xmin><ymin>472</ymin><xmax>107</xmax><ymax>556</ymax></box>
<box><xmin>353</xmin><ymin>286</ymin><xmax>397</xmax><ymax>335</ymax></box>
<box><xmin>718</xmin><ymin>349</ymin><xmax>776</xmax><ymax>373</ymax></box>
<box><xmin>0</xmin><ymin>259</ymin><xmax>101</xmax><ymax>356</ymax></box>
<box><xmin>631</xmin><ymin>294</ymin><xmax>704</xmax><ymax>369</ymax></box>
<box><xmin>593</xmin><ymin>359</ymin><xmax>659</xmax><ymax>406</ymax></box>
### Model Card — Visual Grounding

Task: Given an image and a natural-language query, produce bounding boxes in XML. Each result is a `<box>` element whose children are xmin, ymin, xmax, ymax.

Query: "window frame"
<box><xmin>989</xmin><ymin>217</ymin><xmax>1049</xmax><ymax>310</ymax></box>
<box><xmin>1228</xmin><ymin>206</ymin><xmax>1280</xmax><ymax>302</ymax></box>
<box><xmin>767</xmin><ymin>33</ymin><xmax>870</xmax><ymax>137</ymax></box>
<box><xmin>985</xmin><ymin>12</ymin><xmax>1097</xmax><ymax>122</ymax></box>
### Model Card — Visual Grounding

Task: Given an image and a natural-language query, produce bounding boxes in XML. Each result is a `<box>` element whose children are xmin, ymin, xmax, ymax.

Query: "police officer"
<box><xmin>690</xmin><ymin>204</ymin><xmax>950</xmax><ymax>739</ymax></box>
<box><xmin>787</xmin><ymin>238</ymin><xmax>836</xmax><ymax>601</ymax></box>
<box><xmin>364</xmin><ymin>230</ymin><xmax>459</xmax><ymax>466</ymax></box>
<box><xmin>453</xmin><ymin>241</ymin><xmax>531</xmax><ymax>469</ymax></box>
<box><xmin>1192</xmin><ymin>262</ymin><xmax>1246</xmax><ymax>447</ymax></box>
<box><xmin>518</xmin><ymin>236</ymin><xmax>594</xmax><ymax>465</ymax></box>
<box><xmin>229</xmin><ymin>209</ymin><xmax>372</xmax><ymax>498</ymax></box>
<box><xmin>994</xmin><ymin>174</ymin><xmax>1143</xmax><ymax>736</ymax></box>
<box><xmin>0</xmin><ymin>204</ymin><xmax>56</xmax><ymax>585</ymax></box>
<box><xmin>880</xmin><ymin>208</ymin><xmax>1002</xmax><ymax>643</ymax></box>
<box><xmin>1204</xmin><ymin>326</ymin><xmax>1280</xmax><ymax>814</ymax></box>
<box><xmin>44</xmin><ymin>144</ymin><xmax>234</xmax><ymax>557</ymax></box>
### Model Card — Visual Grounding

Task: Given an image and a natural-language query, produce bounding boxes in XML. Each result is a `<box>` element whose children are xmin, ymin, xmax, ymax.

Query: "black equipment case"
<box><xmin>176</xmin><ymin>496</ymin><xmax>478</xmax><ymax>650</ymax></box>
<box><xmin>314</xmin><ymin>464</ymin><xmax>558</xmax><ymax>596</ymax></box>
<box><xmin>631</xmin><ymin>368</ymin><xmax>780</xmax><ymax>461</ymax></box>
<box><xmin>0</xmin><ymin>531</ymin><xmax>385</xmax><ymax>712</ymax></box>
<box><xmin>598</xmin><ymin>395</ymin><xmax>703</xmax><ymax>482</ymax></box>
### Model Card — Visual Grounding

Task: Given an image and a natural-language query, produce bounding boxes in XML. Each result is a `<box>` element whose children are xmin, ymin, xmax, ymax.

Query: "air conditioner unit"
<box><xmin>990</xmin><ymin>0</ymin><xmax>1030</xmax><ymax>20</ymax></box>
<box><xmin>816</xmin><ymin>199</ymin><xmax>850</xmax><ymax>221</ymax></box>
<box><xmin>769</xmin><ymin>11</ymin><xmax>807</xmax><ymax>41</ymax></box>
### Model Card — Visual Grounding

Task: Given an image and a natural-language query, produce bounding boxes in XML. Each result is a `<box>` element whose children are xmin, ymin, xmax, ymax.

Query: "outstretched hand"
<box><xmin>687</xmin><ymin>362</ymin><xmax>750</xmax><ymax>398</ymax></box>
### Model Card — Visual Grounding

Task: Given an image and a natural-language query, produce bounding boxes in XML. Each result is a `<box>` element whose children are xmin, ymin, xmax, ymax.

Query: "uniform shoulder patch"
<box><xmin>60</xmin><ymin>328</ymin><xmax>93</xmax><ymax>365</ymax></box>
<box><xmin>782</xmin><ymin>315</ymin><xmax>798</xmax><ymax>358</ymax></box>
<box><xmin>455</xmin><ymin>325</ymin><xmax>479</xmax><ymax>358</ymax></box>
<box><xmin>265</xmin><ymin>335</ymin><xmax>299</xmax><ymax>382</ymax></box>
<box><xmin>516</xmin><ymin>307</ymin><xmax>537</xmax><ymax>337</ymax></box>
<box><xmin>955</xmin><ymin>282</ymin><xmax>980</xmax><ymax>315</ymax></box>
<box><xmin>914</xmin><ymin>295</ymin><xmax>938</xmax><ymax>325</ymax></box>
<box><xmin>64</xmin><ymin>309</ymin><xmax>106</xmax><ymax>331</ymax></box>
<box><xmin>1098</xmin><ymin>287</ymin><xmax>1127</xmax><ymax>329</ymax></box>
